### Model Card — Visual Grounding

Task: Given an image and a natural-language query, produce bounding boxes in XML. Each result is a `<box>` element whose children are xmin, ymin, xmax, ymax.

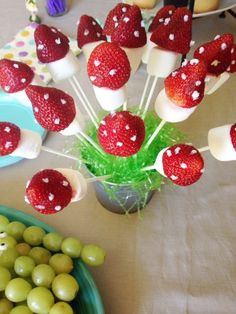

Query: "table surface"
<box><xmin>0</xmin><ymin>1</ymin><xmax>236</xmax><ymax>313</ymax></box>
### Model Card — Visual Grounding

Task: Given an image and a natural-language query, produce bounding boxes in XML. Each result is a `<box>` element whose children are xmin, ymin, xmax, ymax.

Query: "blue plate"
<box><xmin>0</xmin><ymin>91</ymin><xmax>47</xmax><ymax>168</ymax></box>
<box><xmin>0</xmin><ymin>205</ymin><xmax>105</xmax><ymax>314</ymax></box>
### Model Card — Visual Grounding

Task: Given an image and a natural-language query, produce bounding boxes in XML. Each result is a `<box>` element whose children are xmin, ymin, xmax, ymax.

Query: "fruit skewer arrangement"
<box><xmin>0</xmin><ymin>3</ymin><xmax>235</xmax><ymax>215</ymax></box>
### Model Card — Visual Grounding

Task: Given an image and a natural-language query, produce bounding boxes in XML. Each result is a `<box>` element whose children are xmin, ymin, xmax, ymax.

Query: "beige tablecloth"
<box><xmin>0</xmin><ymin>1</ymin><xmax>236</xmax><ymax>313</ymax></box>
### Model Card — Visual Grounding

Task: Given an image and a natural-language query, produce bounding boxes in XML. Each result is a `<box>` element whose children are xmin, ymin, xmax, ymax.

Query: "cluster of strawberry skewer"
<box><xmin>0</xmin><ymin>3</ymin><xmax>235</xmax><ymax>215</ymax></box>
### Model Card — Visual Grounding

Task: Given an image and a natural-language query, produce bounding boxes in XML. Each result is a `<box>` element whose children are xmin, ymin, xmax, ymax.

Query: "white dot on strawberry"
<box><xmin>48</xmin><ymin>193</ymin><xmax>54</xmax><ymax>201</ymax></box>
<box><xmin>5</xmin><ymin>86</ymin><xmax>10</xmax><ymax>91</ymax></box>
<box><xmin>115</xmin><ymin>22</ymin><xmax>118</xmax><ymax>28</ymax></box>
<box><xmin>166</xmin><ymin>150</ymin><xmax>172</xmax><ymax>157</ymax></box>
<box><xmin>195</xmin><ymin>80</ymin><xmax>201</xmax><ymax>86</ymax></box>
<box><xmin>84</xmin><ymin>29</ymin><xmax>89</xmax><ymax>36</ymax></box>
<box><xmin>171</xmin><ymin>175</ymin><xmax>178</xmax><ymax>180</ymax></box>
<box><xmin>90</xmin><ymin>76</ymin><xmax>96</xmax><ymax>81</ymax></box>
<box><xmin>200</xmin><ymin>168</ymin><xmax>205</xmax><ymax>173</ymax></box>
<box><xmin>112</xmin><ymin>129</ymin><xmax>116</xmax><ymax>133</ymax></box>
<box><xmin>190</xmin><ymin>59</ymin><xmax>199</xmax><ymax>65</ymax></box>
<box><xmin>130</xmin><ymin>135</ymin><xmax>136</xmax><ymax>142</ymax></box>
<box><xmin>181</xmin><ymin>163</ymin><xmax>187</xmax><ymax>169</ymax></box>
<box><xmin>54</xmin><ymin>118</ymin><xmax>60</xmax><ymax>125</ymax></box>
<box><xmin>159</xmin><ymin>18</ymin><xmax>164</xmax><ymax>23</ymax></box>
<box><xmin>116</xmin><ymin>142</ymin><xmax>123</xmax><ymax>147</ymax></box>
<box><xmin>141</xmin><ymin>21</ymin><xmax>145</xmax><ymax>28</ymax></box>
<box><xmin>55</xmin><ymin>206</ymin><xmax>62</xmax><ymax>211</ymax></box>
<box><xmin>221</xmin><ymin>43</ymin><xmax>227</xmax><ymax>50</ymax></box>
<box><xmin>175</xmin><ymin>147</ymin><xmax>181</xmax><ymax>154</ymax></box>
<box><xmin>164</xmin><ymin>17</ymin><xmax>171</xmax><ymax>25</ymax></box>
<box><xmin>62</xmin><ymin>180</ymin><xmax>69</xmax><ymax>186</ymax></box>
<box><xmin>199</xmin><ymin>47</ymin><xmax>204</xmax><ymax>54</ymax></box>
<box><xmin>92</xmin><ymin>21</ymin><xmax>96</xmax><ymax>26</ymax></box>
<box><xmin>192</xmin><ymin>91</ymin><xmax>200</xmax><ymax>101</ymax></box>
<box><xmin>55</xmin><ymin>38</ymin><xmax>61</xmax><ymax>45</ymax></box>
<box><xmin>60</xmin><ymin>98</ymin><xmax>66</xmax><ymax>104</ymax></box>
<box><xmin>169</xmin><ymin>34</ymin><xmax>174</xmax><ymax>41</ymax></box>
<box><xmin>94</xmin><ymin>60</ymin><xmax>100</xmax><ymax>67</ymax></box>
<box><xmin>42</xmin><ymin>178</ymin><xmax>49</xmax><ymax>183</ymax></box>
<box><xmin>211</xmin><ymin>60</ymin><xmax>221</xmax><ymax>66</ymax></box>
<box><xmin>122</xmin><ymin>7</ymin><xmax>127</xmax><ymax>12</ymax></box>
<box><xmin>134</xmin><ymin>31</ymin><xmax>139</xmax><ymax>38</ymax></box>
<box><xmin>44</xmin><ymin>93</ymin><xmax>49</xmax><ymax>100</ymax></box>
<box><xmin>113</xmin><ymin>16</ymin><xmax>118</xmax><ymax>22</ymax></box>
<box><xmin>103</xmin><ymin>130</ymin><xmax>108</xmax><ymax>136</ymax></box>
<box><xmin>181</xmin><ymin>73</ymin><xmax>187</xmax><ymax>80</ymax></box>
<box><xmin>169</xmin><ymin>10</ymin><xmax>173</xmax><ymax>14</ymax></box>
<box><xmin>4</xmin><ymin>127</ymin><xmax>11</xmax><ymax>133</ymax></box>
<box><xmin>97</xmin><ymin>33</ymin><xmax>101</xmax><ymax>37</ymax></box>
<box><xmin>38</xmin><ymin>44</ymin><xmax>44</xmax><ymax>50</ymax></box>
<box><xmin>172</xmin><ymin>71</ymin><xmax>177</xmax><ymax>77</ymax></box>
<box><xmin>183</xmin><ymin>15</ymin><xmax>189</xmax><ymax>22</ymax></box>
<box><xmin>21</xmin><ymin>78</ymin><xmax>26</xmax><ymax>83</ymax></box>
<box><xmin>123</xmin><ymin>17</ymin><xmax>130</xmax><ymax>23</ymax></box>
<box><xmin>51</xmin><ymin>28</ymin><xmax>57</xmax><ymax>33</ymax></box>
<box><xmin>109</xmin><ymin>69</ymin><xmax>117</xmax><ymax>76</ymax></box>
<box><xmin>24</xmin><ymin>195</ymin><xmax>30</xmax><ymax>204</ymax></box>
<box><xmin>34</xmin><ymin>107</ymin><xmax>39</xmax><ymax>112</ymax></box>
<box><xmin>36</xmin><ymin>205</ymin><xmax>45</xmax><ymax>210</ymax></box>
<box><xmin>214</xmin><ymin>34</ymin><xmax>220</xmax><ymax>40</ymax></box>
<box><xmin>101</xmin><ymin>120</ymin><xmax>106</xmax><ymax>125</ymax></box>
<box><xmin>5</xmin><ymin>142</ymin><xmax>12</xmax><ymax>149</ymax></box>
<box><xmin>13</xmin><ymin>63</ymin><xmax>19</xmax><ymax>68</ymax></box>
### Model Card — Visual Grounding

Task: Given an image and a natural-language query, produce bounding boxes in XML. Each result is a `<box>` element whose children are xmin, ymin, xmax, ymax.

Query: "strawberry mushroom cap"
<box><xmin>0</xmin><ymin>122</ymin><xmax>21</xmax><ymax>156</ymax></box>
<box><xmin>77</xmin><ymin>15</ymin><xmax>106</xmax><ymax>61</ymax></box>
<box><xmin>98</xmin><ymin>111</ymin><xmax>145</xmax><ymax>157</ymax></box>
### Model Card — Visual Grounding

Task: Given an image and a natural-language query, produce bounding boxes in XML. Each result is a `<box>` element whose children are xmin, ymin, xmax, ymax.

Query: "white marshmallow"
<box><xmin>153</xmin><ymin>147</ymin><xmax>168</xmax><ymax>177</ymax></box>
<box><xmin>47</xmin><ymin>50</ymin><xmax>80</xmax><ymax>83</ymax></box>
<box><xmin>60</xmin><ymin>108</ymin><xmax>84</xmax><ymax>136</ymax></box>
<box><xmin>122</xmin><ymin>46</ymin><xmax>144</xmax><ymax>75</ymax></box>
<box><xmin>93</xmin><ymin>85</ymin><xmax>127</xmax><ymax>111</ymax></box>
<box><xmin>82</xmin><ymin>40</ymin><xmax>105</xmax><ymax>62</ymax></box>
<box><xmin>147</xmin><ymin>47</ymin><xmax>179</xmax><ymax>78</ymax></box>
<box><xmin>10</xmin><ymin>75</ymin><xmax>45</xmax><ymax>108</ymax></box>
<box><xmin>10</xmin><ymin>129</ymin><xmax>42</xmax><ymax>159</ymax></box>
<box><xmin>142</xmin><ymin>32</ymin><xmax>156</xmax><ymax>64</ymax></box>
<box><xmin>155</xmin><ymin>89</ymin><xmax>197</xmax><ymax>123</ymax></box>
<box><xmin>205</xmin><ymin>72</ymin><xmax>230</xmax><ymax>95</ymax></box>
<box><xmin>55</xmin><ymin>168</ymin><xmax>88</xmax><ymax>202</ymax></box>
<box><xmin>208</xmin><ymin>124</ymin><xmax>236</xmax><ymax>161</ymax></box>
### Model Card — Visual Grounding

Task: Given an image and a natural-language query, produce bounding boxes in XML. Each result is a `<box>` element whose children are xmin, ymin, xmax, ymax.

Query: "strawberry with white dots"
<box><xmin>148</xmin><ymin>7</ymin><xmax>192</xmax><ymax>78</ymax></box>
<box><xmin>194</xmin><ymin>33</ymin><xmax>234</xmax><ymax>95</ymax></box>
<box><xmin>0</xmin><ymin>59</ymin><xmax>44</xmax><ymax>107</ymax></box>
<box><xmin>25</xmin><ymin>85</ymin><xmax>84</xmax><ymax>135</ymax></box>
<box><xmin>87</xmin><ymin>42</ymin><xmax>131</xmax><ymax>111</ymax></box>
<box><xmin>97</xmin><ymin>111</ymin><xmax>145</xmax><ymax>157</ymax></box>
<box><xmin>77</xmin><ymin>15</ymin><xmax>106</xmax><ymax>61</ymax></box>
<box><xmin>207</xmin><ymin>123</ymin><xmax>236</xmax><ymax>161</ymax></box>
<box><xmin>25</xmin><ymin>168</ymin><xmax>100</xmax><ymax>214</ymax></box>
<box><xmin>155</xmin><ymin>58</ymin><xmax>207</xmax><ymax>123</ymax></box>
<box><xmin>142</xmin><ymin>5</ymin><xmax>176</xmax><ymax>64</ymax></box>
<box><xmin>152</xmin><ymin>144</ymin><xmax>205</xmax><ymax>186</ymax></box>
<box><xmin>34</xmin><ymin>24</ymin><xmax>80</xmax><ymax>82</ymax></box>
<box><xmin>111</xmin><ymin>5</ymin><xmax>147</xmax><ymax>75</ymax></box>
<box><xmin>0</xmin><ymin>121</ymin><xmax>42</xmax><ymax>159</ymax></box>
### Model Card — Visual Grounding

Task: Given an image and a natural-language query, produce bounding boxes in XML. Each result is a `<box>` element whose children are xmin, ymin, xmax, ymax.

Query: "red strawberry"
<box><xmin>0</xmin><ymin>122</ymin><xmax>21</xmax><ymax>156</ymax></box>
<box><xmin>164</xmin><ymin>59</ymin><xmax>207</xmax><ymax>108</ymax></box>
<box><xmin>111</xmin><ymin>5</ymin><xmax>147</xmax><ymax>48</ymax></box>
<box><xmin>148</xmin><ymin>5</ymin><xmax>176</xmax><ymax>33</ymax></box>
<box><xmin>227</xmin><ymin>44</ymin><xmax>236</xmax><ymax>73</ymax></box>
<box><xmin>87</xmin><ymin>42</ymin><xmax>130</xmax><ymax>90</ymax></box>
<box><xmin>77</xmin><ymin>15</ymin><xmax>106</xmax><ymax>48</ymax></box>
<box><xmin>194</xmin><ymin>33</ymin><xmax>234</xmax><ymax>76</ymax></box>
<box><xmin>34</xmin><ymin>24</ymin><xmax>69</xmax><ymax>63</ymax></box>
<box><xmin>25</xmin><ymin>169</ymin><xmax>73</xmax><ymax>214</ymax></box>
<box><xmin>25</xmin><ymin>85</ymin><xmax>76</xmax><ymax>132</ymax></box>
<box><xmin>230</xmin><ymin>123</ymin><xmax>236</xmax><ymax>150</ymax></box>
<box><xmin>98</xmin><ymin>111</ymin><xmax>145</xmax><ymax>157</ymax></box>
<box><xmin>162</xmin><ymin>144</ymin><xmax>204</xmax><ymax>186</ymax></box>
<box><xmin>0</xmin><ymin>59</ymin><xmax>34</xmax><ymax>93</ymax></box>
<box><xmin>103</xmin><ymin>3</ymin><xmax>131</xmax><ymax>36</ymax></box>
<box><xmin>150</xmin><ymin>7</ymin><xmax>192</xmax><ymax>54</ymax></box>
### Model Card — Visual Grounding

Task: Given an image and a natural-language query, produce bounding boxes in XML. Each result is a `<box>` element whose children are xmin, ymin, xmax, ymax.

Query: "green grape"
<box><xmin>32</xmin><ymin>264</ymin><xmax>55</xmax><ymax>288</ymax></box>
<box><xmin>6</xmin><ymin>222</ymin><xmax>26</xmax><ymax>242</ymax></box>
<box><xmin>0</xmin><ymin>248</ymin><xmax>19</xmax><ymax>269</ymax></box>
<box><xmin>43</xmin><ymin>233</ymin><xmax>64</xmax><ymax>252</ymax></box>
<box><xmin>23</xmin><ymin>226</ymin><xmax>46</xmax><ymax>246</ymax></box>
<box><xmin>0</xmin><ymin>266</ymin><xmax>11</xmax><ymax>291</ymax></box>
<box><xmin>15</xmin><ymin>243</ymin><xmax>31</xmax><ymax>256</ymax></box>
<box><xmin>52</xmin><ymin>273</ymin><xmax>79</xmax><ymax>302</ymax></box>
<box><xmin>27</xmin><ymin>287</ymin><xmax>54</xmax><ymax>314</ymax></box>
<box><xmin>9</xmin><ymin>305</ymin><xmax>33</xmax><ymax>314</ymax></box>
<box><xmin>61</xmin><ymin>237</ymin><xmax>82</xmax><ymax>258</ymax></box>
<box><xmin>49</xmin><ymin>254</ymin><xmax>73</xmax><ymax>274</ymax></box>
<box><xmin>0</xmin><ymin>236</ymin><xmax>17</xmax><ymax>251</ymax></box>
<box><xmin>0</xmin><ymin>298</ymin><xmax>13</xmax><ymax>314</ymax></box>
<box><xmin>0</xmin><ymin>215</ymin><xmax>9</xmax><ymax>232</ymax></box>
<box><xmin>81</xmin><ymin>244</ymin><xmax>106</xmax><ymax>266</ymax></box>
<box><xmin>14</xmin><ymin>256</ymin><xmax>35</xmax><ymax>277</ymax></box>
<box><xmin>5</xmin><ymin>278</ymin><xmax>32</xmax><ymax>302</ymax></box>
<box><xmin>29</xmin><ymin>247</ymin><xmax>51</xmax><ymax>265</ymax></box>
<box><xmin>49</xmin><ymin>301</ymin><xmax>73</xmax><ymax>314</ymax></box>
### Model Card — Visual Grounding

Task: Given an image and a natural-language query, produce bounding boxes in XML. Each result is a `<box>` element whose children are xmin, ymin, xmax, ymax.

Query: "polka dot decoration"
<box><xmin>0</xmin><ymin>22</ymin><xmax>81</xmax><ymax>84</ymax></box>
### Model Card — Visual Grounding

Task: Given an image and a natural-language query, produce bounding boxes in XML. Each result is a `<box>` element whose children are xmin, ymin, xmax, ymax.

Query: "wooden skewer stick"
<box><xmin>41</xmin><ymin>146</ymin><xmax>79</xmax><ymax>161</ymax></box>
<box><xmin>123</xmin><ymin>100</ymin><xmax>128</xmax><ymax>111</ymax></box>
<box><xmin>144</xmin><ymin>119</ymin><xmax>166</xmax><ymax>150</ymax></box>
<box><xmin>198</xmin><ymin>146</ymin><xmax>209</xmax><ymax>153</ymax></box>
<box><xmin>138</xmin><ymin>74</ymin><xmax>152</xmax><ymax>114</ymax></box>
<box><xmin>142</xmin><ymin>76</ymin><xmax>159</xmax><ymax>119</ymax></box>
<box><xmin>86</xmin><ymin>175</ymin><xmax>111</xmax><ymax>183</ymax></box>
<box><xmin>74</xmin><ymin>132</ymin><xmax>105</xmax><ymax>156</ymax></box>
<box><xmin>69</xmin><ymin>77</ymin><xmax>99</xmax><ymax>129</ymax></box>
<box><xmin>72</xmin><ymin>75</ymin><xmax>98</xmax><ymax>121</ymax></box>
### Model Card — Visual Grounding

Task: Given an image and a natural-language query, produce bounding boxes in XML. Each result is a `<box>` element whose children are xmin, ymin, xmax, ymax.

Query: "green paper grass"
<box><xmin>72</xmin><ymin>109</ymin><xmax>186</xmax><ymax>213</ymax></box>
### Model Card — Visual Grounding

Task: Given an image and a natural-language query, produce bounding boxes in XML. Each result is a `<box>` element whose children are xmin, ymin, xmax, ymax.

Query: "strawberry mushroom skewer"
<box><xmin>0</xmin><ymin>59</ymin><xmax>45</xmax><ymax>107</ymax></box>
<box><xmin>194</xmin><ymin>33</ymin><xmax>234</xmax><ymax>95</ymax></box>
<box><xmin>34</xmin><ymin>24</ymin><xmax>98</xmax><ymax>128</ymax></box>
<box><xmin>144</xmin><ymin>58</ymin><xmax>207</xmax><ymax>149</ymax></box>
<box><xmin>0</xmin><ymin>121</ymin><xmax>81</xmax><ymax>162</ymax></box>
<box><xmin>138</xmin><ymin>7</ymin><xmax>193</xmax><ymax>118</ymax></box>
<box><xmin>25</xmin><ymin>84</ymin><xmax>105</xmax><ymax>155</ymax></box>
<box><xmin>87</xmin><ymin>42</ymin><xmax>131</xmax><ymax>112</ymax></box>
<box><xmin>25</xmin><ymin>169</ymin><xmax>111</xmax><ymax>215</ymax></box>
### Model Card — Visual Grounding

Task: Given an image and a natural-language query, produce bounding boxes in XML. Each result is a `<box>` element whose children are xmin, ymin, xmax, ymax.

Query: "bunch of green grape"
<box><xmin>0</xmin><ymin>214</ymin><xmax>106</xmax><ymax>314</ymax></box>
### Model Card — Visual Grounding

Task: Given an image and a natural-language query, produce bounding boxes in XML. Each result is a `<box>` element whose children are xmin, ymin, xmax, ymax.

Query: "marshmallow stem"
<box><xmin>198</xmin><ymin>146</ymin><xmax>210</xmax><ymax>153</ymax></box>
<box><xmin>72</xmin><ymin>75</ymin><xmax>98</xmax><ymax>121</ymax></box>
<box><xmin>69</xmin><ymin>77</ymin><xmax>98</xmax><ymax>129</ymax></box>
<box><xmin>138</xmin><ymin>74</ymin><xmax>151</xmax><ymax>114</ymax></box>
<box><xmin>142</xmin><ymin>76</ymin><xmax>159</xmax><ymax>119</ymax></box>
<box><xmin>144</xmin><ymin>119</ymin><xmax>166</xmax><ymax>149</ymax></box>
<box><xmin>41</xmin><ymin>146</ymin><xmax>79</xmax><ymax>161</ymax></box>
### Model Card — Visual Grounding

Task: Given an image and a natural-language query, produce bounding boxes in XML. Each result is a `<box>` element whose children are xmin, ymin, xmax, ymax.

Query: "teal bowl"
<box><xmin>0</xmin><ymin>205</ymin><xmax>105</xmax><ymax>314</ymax></box>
